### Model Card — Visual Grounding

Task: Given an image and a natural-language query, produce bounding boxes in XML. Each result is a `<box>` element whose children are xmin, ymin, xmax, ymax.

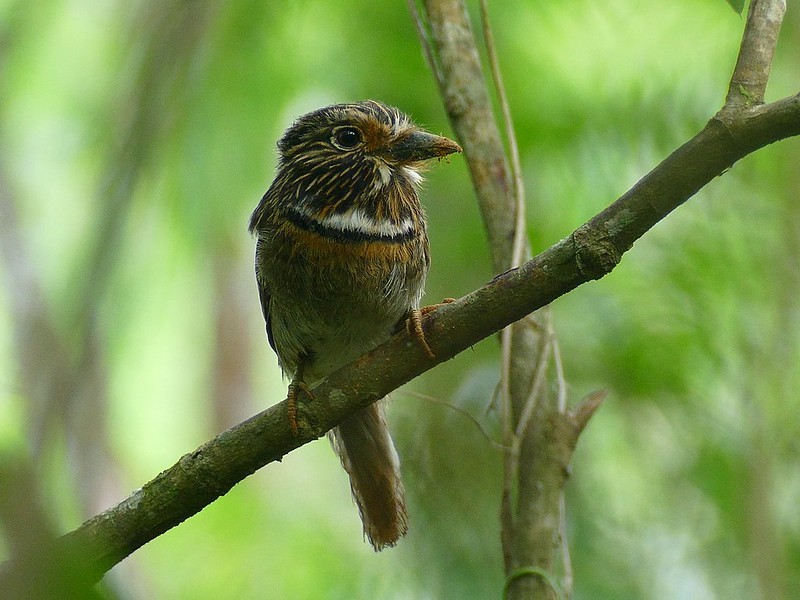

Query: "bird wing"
<box><xmin>256</xmin><ymin>273</ymin><xmax>277</xmax><ymax>355</ymax></box>
<box><xmin>250</xmin><ymin>188</ymin><xmax>279</xmax><ymax>356</ymax></box>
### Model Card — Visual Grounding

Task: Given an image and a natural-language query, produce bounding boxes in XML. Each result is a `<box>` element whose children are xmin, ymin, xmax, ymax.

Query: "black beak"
<box><xmin>389</xmin><ymin>130</ymin><xmax>462</xmax><ymax>162</ymax></box>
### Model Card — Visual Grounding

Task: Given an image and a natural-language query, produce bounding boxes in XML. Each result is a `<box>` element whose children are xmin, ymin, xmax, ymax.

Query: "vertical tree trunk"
<box><xmin>416</xmin><ymin>1</ymin><xmax>602</xmax><ymax>597</ymax></box>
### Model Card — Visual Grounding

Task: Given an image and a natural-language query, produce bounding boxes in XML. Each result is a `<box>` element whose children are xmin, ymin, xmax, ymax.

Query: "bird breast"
<box><xmin>259</xmin><ymin>220</ymin><xmax>428</xmax><ymax>380</ymax></box>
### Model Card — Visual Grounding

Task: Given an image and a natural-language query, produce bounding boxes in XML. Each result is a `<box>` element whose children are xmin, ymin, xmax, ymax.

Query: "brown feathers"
<box><xmin>250</xmin><ymin>101</ymin><xmax>460</xmax><ymax>550</ymax></box>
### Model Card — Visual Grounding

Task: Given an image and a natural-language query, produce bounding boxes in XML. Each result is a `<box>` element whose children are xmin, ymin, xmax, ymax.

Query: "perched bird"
<box><xmin>249</xmin><ymin>100</ymin><xmax>460</xmax><ymax>550</ymax></box>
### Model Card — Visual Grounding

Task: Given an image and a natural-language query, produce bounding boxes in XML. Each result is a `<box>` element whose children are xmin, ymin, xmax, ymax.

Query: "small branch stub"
<box><xmin>573</xmin><ymin>226</ymin><xmax>623</xmax><ymax>281</ymax></box>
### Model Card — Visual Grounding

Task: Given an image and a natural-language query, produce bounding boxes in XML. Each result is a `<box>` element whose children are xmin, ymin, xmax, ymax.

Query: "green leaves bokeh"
<box><xmin>1</xmin><ymin>1</ymin><xmax>798</xmax><ymax>598</ymax></box>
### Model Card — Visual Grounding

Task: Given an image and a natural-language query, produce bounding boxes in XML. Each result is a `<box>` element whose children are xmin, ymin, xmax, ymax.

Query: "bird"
<box><xmin>248</xmin><ymin>100</ymin><xmax>460</xmax><ymax>550</ymax></box>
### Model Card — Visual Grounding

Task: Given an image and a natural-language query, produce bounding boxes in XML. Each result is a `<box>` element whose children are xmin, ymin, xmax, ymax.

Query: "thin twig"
<box><xmin>551</xmin><ymin>319</ymin><xmax>568</xmax><ymax>413</ymax></box>
<box><xmin>479</xmin><ymin>0</ymin><xmax>527</xmax><ymax>268</ymax></box>
<box><xmin>513</xmin><ymin>333</ymin><xmax>551</xmax><ymax>439</ymax></box>
<box><xmin>559</xmin><ymin>493</ymin><xmax>573</xmax><ymax>600</ymax></box>
<box><xmin>548</xmin><ymin>308</ymin><xmax>573</xmax><ymax>598</ymax></box>
<box><xmin>499</xmin><ymin>322</ymin><xmax>516</xmax><ymax>571</ymax></box>
<box><xmin>404</xmin><ymin>391</ymin><xmax>508</xmax><ymax>450</ymax></box>
<box><xmin>406</xmin><ymin>0</ymin><xmax>444</xmax><ymax>90</ymax></box>
<box><xmin>485</xmin><ymin>377</ymin><xmax>502</xmax><ymax>415</ymax></box>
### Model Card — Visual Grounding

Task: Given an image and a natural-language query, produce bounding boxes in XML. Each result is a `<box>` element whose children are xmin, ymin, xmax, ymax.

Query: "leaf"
<box><xmin>726</xmin><ymin>0</ymin><xmax>746</xmax><ymax>15</ymax></box>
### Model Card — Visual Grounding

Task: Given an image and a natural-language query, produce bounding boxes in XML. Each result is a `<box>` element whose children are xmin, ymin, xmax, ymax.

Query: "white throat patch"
<box><xmin>292</xmin><ymin>204</ymin><xmax>414</xmax><ymax>239</ymax></box>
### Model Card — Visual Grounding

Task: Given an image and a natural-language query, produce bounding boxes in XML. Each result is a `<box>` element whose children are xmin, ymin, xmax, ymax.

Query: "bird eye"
<box><xmin>332</xmin><ymin>126</ymin><xmax>363</xmax><ymax>150</ymax></box>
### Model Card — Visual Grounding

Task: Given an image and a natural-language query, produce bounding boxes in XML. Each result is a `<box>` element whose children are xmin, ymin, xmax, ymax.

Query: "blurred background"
<box><xmin>1</xmin><ymin>0</ymin><xmax>798</xmax><ymax>598</ymax></box>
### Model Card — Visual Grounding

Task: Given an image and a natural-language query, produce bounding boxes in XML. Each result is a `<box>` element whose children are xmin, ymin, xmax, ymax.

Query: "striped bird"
<box><xmin>249</xmin><ymin>100</ymin><xmax>460</xmax><ymax>550</ymax></box>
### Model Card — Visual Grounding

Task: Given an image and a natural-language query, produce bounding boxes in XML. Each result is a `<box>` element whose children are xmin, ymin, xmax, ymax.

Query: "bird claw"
<box><xmin>404</xmin><ymin>298</ymin><xmax>455</xmax><ymax>359</ymax></box>
<box><xmin>287</xmin><ymin>379</ymin><xmax>314</xmax><ymax>437</ymax></box>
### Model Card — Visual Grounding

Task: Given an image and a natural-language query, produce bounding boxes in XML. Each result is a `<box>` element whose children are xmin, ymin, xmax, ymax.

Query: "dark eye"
<box><xmin>332</xmin><ymin>126</ymin><xmax>362</xmax><ymax>150</ymax></box>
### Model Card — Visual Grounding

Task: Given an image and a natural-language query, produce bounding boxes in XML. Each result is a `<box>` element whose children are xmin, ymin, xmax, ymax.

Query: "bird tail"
<box><xmin>328</xmin><ymin>402</ymin><xmax>408</xmax><ymax>550</ymax></box>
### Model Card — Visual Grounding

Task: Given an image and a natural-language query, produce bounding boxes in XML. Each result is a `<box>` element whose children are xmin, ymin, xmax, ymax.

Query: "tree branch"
<box><xmin>726</xmin><ymin>0</ymin><xmax>786</xmax><ymax>106</ymax></box>
<box><xmin>413</xmin><ymin>2</ymin><xmax>568</xmax><ymax>592</ymax></box>
<box><xmin>0</xmin><ymin>88</ymin><xmax>794</xmax><ymax>588</ymax></box>
<box><xmin>416</xmin><ymin>0</ymin><xmax>518</xmax><ymax>273</ymax></box>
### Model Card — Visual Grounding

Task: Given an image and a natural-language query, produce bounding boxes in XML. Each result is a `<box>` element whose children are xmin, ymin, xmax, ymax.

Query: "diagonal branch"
<box><xmin>1</xmin><ymin>90</ymin><xmax>796</xmax><ymax>587</ymax></box>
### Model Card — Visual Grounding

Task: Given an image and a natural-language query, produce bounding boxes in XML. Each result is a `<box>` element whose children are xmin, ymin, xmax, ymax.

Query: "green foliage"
<box><xmin>727</xmin><ymin>0</ymin><xmax>747</xmax><ymax>15</ymax></box>
<box><xmin>1</xmin><ymin>0</ymin><xmax>798</xmax><ymax>598</ymax></box>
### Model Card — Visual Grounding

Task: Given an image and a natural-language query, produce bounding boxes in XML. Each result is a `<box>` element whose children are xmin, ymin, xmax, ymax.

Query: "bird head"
<box><xmin>278</xmin><ymin>100</ymin><xmax>460</xmax><ymax>167</ymax></box>
<box><xmin>251</xmin><ymin>100</ymin><xmax>460</xmax><ymax>241</ymax></box>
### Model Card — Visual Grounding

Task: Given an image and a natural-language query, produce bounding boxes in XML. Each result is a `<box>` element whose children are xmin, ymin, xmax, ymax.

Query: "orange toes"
<box><xmin>287</xmin><ymin>379</ymin><xmax>314</xmax><ymax>437</ymax></box>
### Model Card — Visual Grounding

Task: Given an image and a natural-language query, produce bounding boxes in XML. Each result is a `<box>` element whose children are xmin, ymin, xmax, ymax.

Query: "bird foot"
<box><xmin>404</xmin><ymin>298</ymin><xmax>456</xmax><ymax>359</ymax></box>
<box><xmin>287</xmin><ymin>379</ymin><xmax>314</xmax><ymax>437</ymax></box>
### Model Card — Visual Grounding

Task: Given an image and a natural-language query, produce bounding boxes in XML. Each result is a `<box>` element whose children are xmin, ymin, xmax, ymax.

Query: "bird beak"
<box><xmin>389</xmin><ymin>131</ymin><xmax>462</xmax><ymax>163</ymax></box>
